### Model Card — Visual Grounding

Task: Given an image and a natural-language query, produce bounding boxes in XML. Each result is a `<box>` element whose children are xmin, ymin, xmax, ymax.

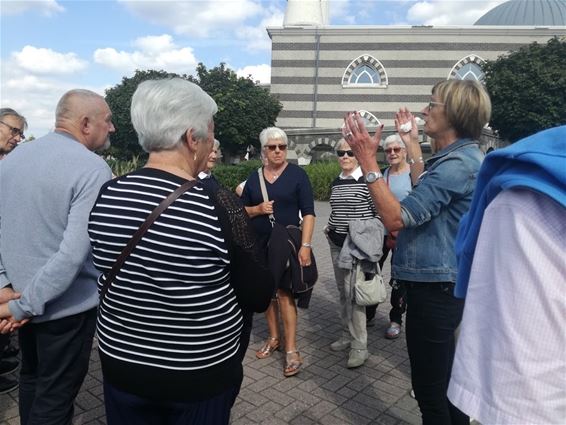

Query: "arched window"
<box><xmin>341</xmin><ymin>110</ymin><xmax>381</xmax><ymax>132</ymax></box>
<box><xmin>343</xmin><ymin>55</ymin><xmax>388</xmax><ymax>88</ymax></box>
<box><xmin>449</xmin><ymin>55</ymin><xmax>486</xmax><ymax>82</ymax></box>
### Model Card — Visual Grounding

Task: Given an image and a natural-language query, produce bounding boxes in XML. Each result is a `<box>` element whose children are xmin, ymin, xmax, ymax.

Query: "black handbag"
<box><xmin>208</xmin><ymin>187</ymin><xmax>274</xmax><ymax>313</ymax></box>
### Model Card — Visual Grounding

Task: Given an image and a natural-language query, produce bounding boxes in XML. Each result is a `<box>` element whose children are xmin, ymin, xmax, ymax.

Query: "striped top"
<box><xmin>88</xmin><ymin>168</ymin><xmax>243</xmax><ymax>401</ymax></box>
<box><xmin>327</xmin><ymin>167</ymin><xmax>377</xmax><ymax>240</ymax></box>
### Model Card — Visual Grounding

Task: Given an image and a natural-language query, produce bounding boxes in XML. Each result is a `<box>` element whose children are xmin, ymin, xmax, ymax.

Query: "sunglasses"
<box><xmin>0</xmin><ymin>121</ymin><xmax>25</xmax><ymax>140</ymax></box>
<box><xmin>265</xmin><ymin>144</ymin><xmax>287</xmax><ymax>151</ymax></box>
<box><xmin>336</xmin><ymin>150</ymin><xmax>354</xmax><ymax>158</ymax></box>
<box><xmin>428</xmin><ymin>101</ymin><xmax>445</xmax><ymax>110</ymax></box>
<box><xmin>384</xmin><ymin>147</ymin><xmax>403</xmax><ymax>154</ymax></box>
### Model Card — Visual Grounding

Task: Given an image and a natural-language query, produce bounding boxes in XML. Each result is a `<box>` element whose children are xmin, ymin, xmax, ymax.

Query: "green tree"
<box><xmin>484</xmin><ymin>37</ymin><xmax>566</xmax><ymax>142</ymax></box>
<box><xmin>104</xmin><ymin>64</ymin><xmax>282</xmax><ymax>160</ymax></box>
<box><xmin>188</xmin><ymin>63</ymin><xmax>282</xmax><ymax>155</ymax></box>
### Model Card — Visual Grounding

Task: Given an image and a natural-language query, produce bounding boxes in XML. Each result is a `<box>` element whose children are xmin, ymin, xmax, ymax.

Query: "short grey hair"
<box><xmin>0</xmin><ymin>108</ymin><xmax>28</xmax><ymax>130</ymax></box>
<box><xmin>213</xmin><ymin>139</ymin><xmax>220</xmax><ymax>150</ymax></box>
<box><xmin>381</xmin><ymin>134</ymin><xmax>406</xmax><ymax>150</ymax></box>
<box><xmin>259</xmin><ymin>127</ymin><xmax>288</xmax><ymax>148</ymax></box>
<box><xmin>131</xmin><ymin>78</ymin><xmax>218</xmax><ymax>153</ymax></box>
<box><xmin>335</xmin><ymin>138</ymin><xmax>349</xmax><ymax>152</ymax></box>
<box><xmin>55</xmin><ymin>89</ymin><xmax>104</xmax><ymax>122</ymax></box>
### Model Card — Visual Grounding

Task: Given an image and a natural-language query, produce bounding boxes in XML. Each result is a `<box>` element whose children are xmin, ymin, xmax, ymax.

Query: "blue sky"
<box><xmin>0</xmin><ymin>0</ymin><xmax>505</xmax><ymax>137</ymax></box>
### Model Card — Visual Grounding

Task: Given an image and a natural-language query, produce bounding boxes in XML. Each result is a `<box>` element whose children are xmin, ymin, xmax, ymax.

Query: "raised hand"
<box><xmin>342</xmin><ymin>111</ymin><xmax>384</xmax><ymax>171</ymax></box>
<box><xmin>394</xmin><ymin>107</ymin><xmax>419</xmax><ymax>147</ymax></box>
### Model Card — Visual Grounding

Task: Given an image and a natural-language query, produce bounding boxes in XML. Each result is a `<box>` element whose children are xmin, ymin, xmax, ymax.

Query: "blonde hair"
<box><xmin>432</xmin><ymin>80</ymin><xmax>491</xmax><ymax>140</ymax></box>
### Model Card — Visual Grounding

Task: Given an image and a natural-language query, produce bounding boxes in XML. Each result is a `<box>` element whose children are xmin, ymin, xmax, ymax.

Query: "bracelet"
<box><xmin>301</xmin><ymin>242</ymin><xmax>312</xmax><ymax>248</ymax></box>
<box><xmin>408</xmin><ymin>157</ymin><xmax>423</xmax><ymax>166</ymax></box>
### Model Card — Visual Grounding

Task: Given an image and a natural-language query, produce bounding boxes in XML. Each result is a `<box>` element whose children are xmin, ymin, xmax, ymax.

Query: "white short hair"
<box><xmin>131</xmin><ymin>78</ymin><xmax>218</xmax><ymax>153</ymax></box>
<box><xmin>259</xmin><ymin>127</ymin><xmax>288</xmax><ymax>148</ymax></box>
<box><xmin>381</xmin><ymin>134</ymin><xmax>406</xmax><ymax>150</ymax></box>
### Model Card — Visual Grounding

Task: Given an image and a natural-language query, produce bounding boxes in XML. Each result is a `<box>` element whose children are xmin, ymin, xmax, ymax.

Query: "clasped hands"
<box><xmin>0</xmin><ymin>287</ymin><xmax>28</xmax><ymax>334</ymax></box>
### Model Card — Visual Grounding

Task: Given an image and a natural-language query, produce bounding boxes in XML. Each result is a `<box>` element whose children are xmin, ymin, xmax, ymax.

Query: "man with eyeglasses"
<box><xmin>0</xmin><ymin>91</ymin><xmax>113</xmax><ymax>423</ymax></box>
<box><xmin>0</xmin><ymin>108</ymin><xmax>27</xmax><ymax>159</ymax></box>
<box><xmin>0</xmin><ymin>108</ymin><xmax>28</xmax><ymax>395</ymax></box>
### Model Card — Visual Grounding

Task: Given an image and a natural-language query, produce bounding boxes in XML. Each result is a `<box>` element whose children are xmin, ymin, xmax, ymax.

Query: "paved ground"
<box><xmin>0</xmin><ymin>200</ymin><xmax>420</xmax><ymax>425</ymax></box>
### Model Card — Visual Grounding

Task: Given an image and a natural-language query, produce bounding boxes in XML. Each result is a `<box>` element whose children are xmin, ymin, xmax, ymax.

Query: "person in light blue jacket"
<box><xmin>343</xmin><ymin>79</ymin><xmax>491</xmax><ymax>425</ymax></box>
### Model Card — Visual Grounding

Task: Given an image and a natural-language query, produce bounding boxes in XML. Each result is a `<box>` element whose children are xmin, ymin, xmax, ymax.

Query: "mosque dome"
<box><xmin>475</xmin><ymin>0</ymin><xmax>566</xmax><ymax>26</ymax></box>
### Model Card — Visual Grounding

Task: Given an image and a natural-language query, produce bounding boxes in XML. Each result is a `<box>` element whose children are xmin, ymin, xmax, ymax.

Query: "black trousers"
<box><xmin>0</xmin><ymin>333</ymin><xmax>9</xmax><ymax>359</ymax></box>
<box><xmin>404</xmin><ymin>282</ymin><xmax>468</xmax><ymax>425</ymax></box>
<box><xmin>365</xmin><ymin>240</ymin><xmax>391</xmax><ymax>321</ymax></box>
<box><xmin>18</xmin><ymin>308</ymin><xmax>97</xmax><ymax>425</ymax></box>
<box><xmin>388</xmin><ymin>279</ymin><xmax>407</xmax><ymax>325</ymax></box>
<box><xmin>104</xmin><ymin>380</ymin><xmax>241</xmax><ymax>425</ymax></box>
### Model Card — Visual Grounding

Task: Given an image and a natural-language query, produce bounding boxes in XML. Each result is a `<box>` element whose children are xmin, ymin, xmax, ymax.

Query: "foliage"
<box><xmin>104</xmin><ymin>158</ymin><xmax>344</xmax><ymax>202</ymax></box>
<box><xmin>484</xmin><ymin>37</ymin><xmax>566</xmax><ymax>142</ymax></box>
<box><xmin>303</xmin><ymin>161</ymin><xmax>341</xmax><ymax>201</ymax></box>
<box><xmin>105</xmin><ymin>156</ymin><xmax>144</xmax><ymax>177</ymax></box>
<box><xmin>105</xmin><ymin>69</ymin><xmax>180</xmax><ymax>160</ymax></box>
<box><xmin>189</xmin><ymin>64</ymin><xmax>282</xmax><ymax>155</ymax></box>
<box><xmin>213</xmin><ymin>160</ymin><xmax>263</xmax><ymax>192</ymax></box>
<box><xmin>104</xmin><ymin>64</ymin><xmax>282</xmax><ymax>160</ymax></box>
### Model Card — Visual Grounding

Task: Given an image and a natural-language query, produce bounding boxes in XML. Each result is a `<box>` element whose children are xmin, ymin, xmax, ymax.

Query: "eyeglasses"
<box><xmin>265</xmin><ymin>144</ymin><xmax>287</xmax><ymax>151</ymax></box>
<box><xmin>0</xmin><ymin>121</ymin><xmax>25</xmax><ymax>140</ymax></box>
<box><xmin>384</xmin><ymin>147</ymin><xmax>403</xmax><ymax>155</ymax></box>
<box><xmin>427</xmin><ymin>101</ymin><xmax>445</xmax><ymax>110</ymax></box>
<box><xmin>336</xmin><ymin>150</ymin><xmax>354</xmax><ymax>157</ymax></box>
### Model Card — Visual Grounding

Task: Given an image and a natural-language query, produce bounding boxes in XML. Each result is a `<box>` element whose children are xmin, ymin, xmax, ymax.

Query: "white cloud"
<box><xmin>12</xmin><ymin>46</ymin><xmax>88</xmax><ymax>74</ymax></box>
<box><xmin>236</xmin><ymin>8</ymin><xmax>284</xmax><ymax>52</ymax></box>
<box><xmin>407</xmin><ymin>0</ymin><xmax>507</xmax><ymax>25</ymax></box>
<box><xmin>236</xmin><ymin>64</ymin><xmax>271</xmax><ymax>84</ymax></box>
<box><xmin>0</xmin><ymin>65</ymin><xmax>105</xmax><ymax>139</ymax></box>
<box><xmin>0</xmin><ymin>0</ymin><xmax>64</xmax><ymax>16</ymax></box>
<box><xmin>119</xmin><ymin>0</ymin><xmax>263</xmax><ymax>37</ymax></box>
<box><xmin>93</xmin><ymin>34</ymin><xmax>198</xmax><ymax>74</ymax></box>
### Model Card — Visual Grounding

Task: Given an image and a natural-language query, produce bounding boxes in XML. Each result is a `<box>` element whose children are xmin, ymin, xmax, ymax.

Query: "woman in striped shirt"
<box><xmin>88</xmin><ymin>78</ymin><xmax>243</xmax><ymax>424</ymax></box>
<box><xmin>325</xmin><ymin>138</ymin><xmax>378</xmax><ymax>369</ymax></box>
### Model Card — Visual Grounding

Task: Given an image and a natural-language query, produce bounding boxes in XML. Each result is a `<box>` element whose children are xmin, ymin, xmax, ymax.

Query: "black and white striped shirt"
<box><xmin>327</xmin><ymin>167</ymin><xmax>377</xmax><ymax>242</ymax></box>
<box><xmin>88</xmin><ymin>168</ymin><xmax>243</xmax><ymax>401</ymax></box>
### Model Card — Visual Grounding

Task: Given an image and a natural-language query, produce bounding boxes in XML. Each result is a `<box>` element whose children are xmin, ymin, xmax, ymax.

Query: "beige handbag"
<box><xmin>353</xmin><ymin>261</ymin><xmax>386</xmax><ymax>306</ymax></box>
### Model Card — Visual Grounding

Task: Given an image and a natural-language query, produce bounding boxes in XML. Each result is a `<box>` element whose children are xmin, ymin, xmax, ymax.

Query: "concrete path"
<box><xmin>0</xmin><ymin>201</ymin><xmax>420</xmax><ymax>425</ymax></box>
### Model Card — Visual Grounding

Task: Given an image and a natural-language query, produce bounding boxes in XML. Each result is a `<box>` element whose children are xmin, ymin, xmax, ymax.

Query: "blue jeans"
<box><xmin>404</xmin><ymin>282</ymin><xmax>468</xmax><ymax>425</ymax></box>
<box><xmin>18</xmin><ymin>308</ymin><xmax>96</xmax><ymax>425</ymax></box>
<box><xmin>104</xmin><ymin>380</ymin><xmax>240</xmax><ymax>425</ymax></box>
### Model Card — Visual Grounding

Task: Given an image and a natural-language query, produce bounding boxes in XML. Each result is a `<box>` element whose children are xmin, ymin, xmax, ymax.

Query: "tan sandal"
<box><xmin>283</xmin><ymin>350</ymin><xmax>303</xmax><ymax>377</ymax></box>
<box><xmin>256</xmin><ymin>337</ymin><xmax>279</xmax><ymax>359</ymax></box>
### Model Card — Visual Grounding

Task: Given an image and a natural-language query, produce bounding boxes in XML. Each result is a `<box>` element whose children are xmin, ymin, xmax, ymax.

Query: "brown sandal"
<box><xmin>283</xmin><ymin>350</ymin><xmax>303</xmax><ymax>377</ymax></box>
<box><xmin>256</xmin><ymin>337</ymin><xmax>280</xmax><ymax>359</ymax></box>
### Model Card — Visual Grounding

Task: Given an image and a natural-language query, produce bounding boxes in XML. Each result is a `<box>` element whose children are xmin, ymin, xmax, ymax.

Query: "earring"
<box><xmin>194</xmin><ymin>153</ymin><xmax>197</xmax><ymax>161</ymax></box>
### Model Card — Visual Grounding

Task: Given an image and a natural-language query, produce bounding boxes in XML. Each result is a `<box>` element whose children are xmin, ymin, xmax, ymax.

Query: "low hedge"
<box><xmin>106</xmin><ymin>158</ymin><xmax>370</xmax><ymax>201</ymax></box>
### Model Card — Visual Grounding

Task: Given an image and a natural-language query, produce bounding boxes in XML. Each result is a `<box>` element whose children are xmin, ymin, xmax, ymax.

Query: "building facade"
<box><xmin>267</xmin><ymin>0</ymin><xmax>566</xmax><ymax>163</ymax></box>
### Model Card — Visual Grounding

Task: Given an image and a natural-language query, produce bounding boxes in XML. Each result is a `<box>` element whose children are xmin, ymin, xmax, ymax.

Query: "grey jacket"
<box><xmin>337</xmin><ymin>218</ymin><xmax>384</xmax><ymax>272</ymax></box>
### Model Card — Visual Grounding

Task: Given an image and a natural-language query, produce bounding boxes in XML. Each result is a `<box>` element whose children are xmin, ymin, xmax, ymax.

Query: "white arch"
<box><xmin>342</xmin><ymin>54</ymin><xmax>388</xmax><ymax>87</ymax></box>
<box><xmin>448</xmin><ymin>54</ymin><xmax>487</xmax><ymax>82</ymax></box>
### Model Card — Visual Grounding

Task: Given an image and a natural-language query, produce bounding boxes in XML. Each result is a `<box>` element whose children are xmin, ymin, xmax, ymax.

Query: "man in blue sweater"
<box><xmin>0</xmin><ymin>90</ymin><xmax>114</xmax><ymax>424</ymax></box>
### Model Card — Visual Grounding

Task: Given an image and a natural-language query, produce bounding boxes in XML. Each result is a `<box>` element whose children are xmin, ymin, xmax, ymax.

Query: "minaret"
<box><xmin>284</xmin><ymin>0</ymin><xmax>329</xmax><ymax>27</ymax></box>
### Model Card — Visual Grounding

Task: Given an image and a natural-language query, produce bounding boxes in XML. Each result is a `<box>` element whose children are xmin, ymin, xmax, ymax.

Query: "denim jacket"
<box><xmin>392</xmin><ymin>138</ymin><xmax>483</xmax><ymax>283</ymax></box>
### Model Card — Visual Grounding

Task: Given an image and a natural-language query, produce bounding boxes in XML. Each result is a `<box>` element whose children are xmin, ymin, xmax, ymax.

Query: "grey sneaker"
<box><xmin>347</xmin><ymin>349</ymin><xmax>369</xmax><ymax>368</ymax></box>
<box><xmin>330</xmin><ymin>338</ymin><xmax>351</xmax><ymax>352</ymax></box>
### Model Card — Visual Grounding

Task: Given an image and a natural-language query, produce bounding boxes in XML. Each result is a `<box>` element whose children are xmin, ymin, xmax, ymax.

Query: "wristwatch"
<box><xmin>365</xmin><ymin>170</ymin><xmax>383</xmax><ymax>184</ymax></box>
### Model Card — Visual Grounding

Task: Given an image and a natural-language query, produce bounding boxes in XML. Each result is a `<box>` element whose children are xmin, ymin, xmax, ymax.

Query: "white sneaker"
<box><xmin>347</xmin><ymin>349</ymin><xmax>369</xmax><ymax>368</ymax></box>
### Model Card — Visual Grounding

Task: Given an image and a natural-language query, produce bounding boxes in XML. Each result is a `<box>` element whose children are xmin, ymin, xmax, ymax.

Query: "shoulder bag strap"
<box><xmin>99</xmin><ymin>179</ymin><xmax>198</xmax><ymax>302</ymax></box>
<box><xmin>257</xmin><ymin>167</ymin><xmax>275</xmax><ymax>227</ymax></box>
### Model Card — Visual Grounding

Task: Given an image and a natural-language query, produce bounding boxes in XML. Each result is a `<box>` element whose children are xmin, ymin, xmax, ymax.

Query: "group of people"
<box><xmin>0</xmin><ymin>76</ymin><xmax>563</xmax><ymax>425</ymax></box>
